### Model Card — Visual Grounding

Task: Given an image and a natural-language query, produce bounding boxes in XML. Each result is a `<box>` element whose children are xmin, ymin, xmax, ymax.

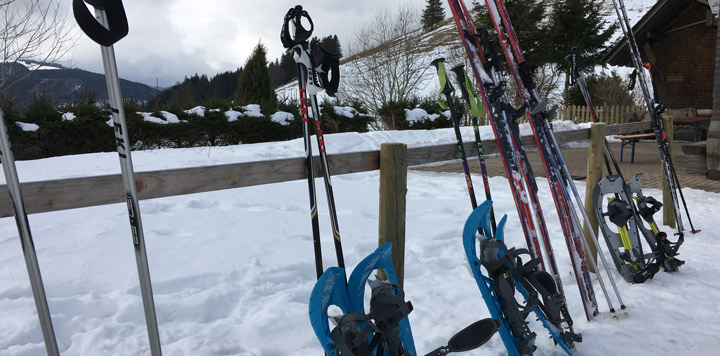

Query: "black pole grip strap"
<box><xmin>73</xmin><ymin>0</ymin><xmax>128</xmax><ymax>47</ymax></box>
<box><xmin>281</xmin><ymin>5</ymin><xmax>314</xmax><ymax>48</ymax></box>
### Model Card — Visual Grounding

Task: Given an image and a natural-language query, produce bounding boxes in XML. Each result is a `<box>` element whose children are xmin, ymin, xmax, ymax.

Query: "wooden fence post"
<box><xmin>662</xmin><ymin>115</ymin><xmax>677</xmax><ymax>228</ymax></box>
<box><xmin>584</xmin><ymin>122</ymin><xmax>606</xmax><ymax>271</ymax></box>
<box><xmin>378</xmin><ymin>143</ymin><xmax>408</xmax><ymax>288</ymax></box>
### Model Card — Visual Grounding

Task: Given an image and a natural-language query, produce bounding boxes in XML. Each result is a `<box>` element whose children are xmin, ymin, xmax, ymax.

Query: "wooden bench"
<box><xmin>613</xmin><ymin>133</ymin><xmax>655</xmax><ymax>163</ymax></box>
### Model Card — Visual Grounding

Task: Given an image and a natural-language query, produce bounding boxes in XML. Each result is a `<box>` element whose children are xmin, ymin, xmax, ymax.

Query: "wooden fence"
<box><xmin>472</xmin><ymin>104</ymin><xmax>645</xmax><ymax>126</ymax></box>
<box><xmin>0</xmin><ymin>121</ymin><xmax>651</xmax><ymax>219</ymax></box>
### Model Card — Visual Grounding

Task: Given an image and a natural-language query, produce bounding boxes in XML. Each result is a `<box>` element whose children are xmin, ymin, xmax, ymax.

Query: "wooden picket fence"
<box><xmin>471</xmin><ymin>104</ymin><xmax>645</xmax><ymax>126</ymax></box>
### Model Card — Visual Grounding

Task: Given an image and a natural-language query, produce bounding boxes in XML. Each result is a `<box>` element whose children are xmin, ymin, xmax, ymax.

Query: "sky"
<box><xmin>64</xmin><ymin>0</ymin><xmax>449</xmax><ymax>88</ymax></box>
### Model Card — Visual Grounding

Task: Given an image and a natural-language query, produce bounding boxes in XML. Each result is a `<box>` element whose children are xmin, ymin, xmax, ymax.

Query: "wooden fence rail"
<box><xmin>472</xmin><ymin>104</ymin><xmax>645</xmax><ymax>126</ymax></box>
<box><xmin>0</xmin><ymin>121</ymin><xmax>651</xmax><ymax>218</ymax></box>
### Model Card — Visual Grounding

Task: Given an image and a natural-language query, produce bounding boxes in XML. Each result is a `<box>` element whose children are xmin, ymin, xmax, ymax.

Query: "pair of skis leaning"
<box><xmin>432</xmin><ymin>51</ymin><xmax>581</xmax><ymax>356</ymax></box>
<box><xmin>566</xmin><ymin>48</ymin><xmax>685</xmax><ymax>283</ymax></box>
<box><xmin>608</xmin><ymin>0</ymin><xmax>699</xmax><ymax>239</ymax></box>
<box><xmin>282</xmin><ymin>5</ymin><xmax>345</xmax><ymax>279</ymax></box>
<box><xmin>447</xmin><ymin>0</ymin><xmax>626</xmax><ymax>330</ymax></box>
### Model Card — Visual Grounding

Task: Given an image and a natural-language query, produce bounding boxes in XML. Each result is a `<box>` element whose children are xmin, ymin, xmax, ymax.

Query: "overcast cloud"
<box><xmin>64</xmin><ymin>0</ymin><xmax>449</xmax><ymax>87</ymax></box>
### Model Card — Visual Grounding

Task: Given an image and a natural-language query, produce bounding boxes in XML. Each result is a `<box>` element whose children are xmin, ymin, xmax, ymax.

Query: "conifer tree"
<box><xmin>422</xmin><ymin>0</ymin><xmax>445</xmax><ymax>31</ymax></box>
<box><xmin>547</xmin><ymin>0</ymin><xmax>616</xmax><ymax>101</ymax></box>
<box><xmin>234</xmin><ymin>43</ymin><xmax>278</xmax><ymax>114</ymax></box>
<box><xmin>471</xmin><ymin>0</ymin><xmax>551</xmax><ymax>64</ymax></box>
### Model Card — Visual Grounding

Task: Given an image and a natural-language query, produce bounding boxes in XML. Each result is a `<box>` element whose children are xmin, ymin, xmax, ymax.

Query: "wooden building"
<box><xmin>604</xmin><ymin>0</ymin><xmax>718</xmax><ymax>110</ymax></box>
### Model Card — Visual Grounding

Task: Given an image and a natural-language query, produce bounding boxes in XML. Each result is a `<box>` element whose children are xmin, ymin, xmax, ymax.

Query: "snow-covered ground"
<box><xmin>1</xmin><ymin>123</ymin><xmax>718</xmax><ymax>355</ymax></box>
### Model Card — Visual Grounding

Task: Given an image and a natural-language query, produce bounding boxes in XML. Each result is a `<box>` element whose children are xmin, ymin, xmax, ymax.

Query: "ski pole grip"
<box><xmin>73</xmin><ymin>0</ymin><xmax>128</xmax><ymax>47</ymax></box>
<box><xmin>281</xmin><ymin>5</ymin><xmax>314</xmax><ymax>48</ymax></box>
<box><xmin>450</xmin><ymin>65</ymin><xmax>470</xmax><ymax>102</ymax></box>
<box><xmin>450</xmin><ymin>65</ymin><xmax>483</xmax><ymax>118</ymax></box>
<box><xmin>431</xmin><ymin>58</ymin><xmax>453</xmax><ymax>95</ymax></box>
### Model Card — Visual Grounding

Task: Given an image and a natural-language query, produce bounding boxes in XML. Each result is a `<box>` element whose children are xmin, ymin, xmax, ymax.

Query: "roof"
<box><xmin>603</xmin><ymin>0</ymin><xmax>712</xmax><ymax>66</ymax></box>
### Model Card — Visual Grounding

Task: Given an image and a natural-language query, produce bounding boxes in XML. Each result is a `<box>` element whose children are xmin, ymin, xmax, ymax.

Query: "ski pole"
<box><xmin>0</xmin><ymin>110</ymin><xmax>60</xmax><ymax>356</ymax></box>
<box><xmin>431</xmin><ymin>59</ymin><xmax>480</xmax><ymax>211</ymax></box>
<box><xmin>282</xmin><ymin>6</ymin><xmax>346</xmax><ymax>276</ymax></box>
<box><xmin>282</xmin><ymin>6</ymin><xmax>324</xmax><ymax>278</ymax></box>
<box><xmin>450</xmin><ymin>64</ymin><xmax>497</xmax><ymax>233</ymax></box>
<box><xmin>73</xmin><ymin>1</ymin><xmax>162</xmax><ymax>354</ymax></box>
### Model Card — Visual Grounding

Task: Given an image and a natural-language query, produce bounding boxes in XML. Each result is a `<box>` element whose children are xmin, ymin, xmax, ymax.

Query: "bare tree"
<box><xmin>339</xmin><ymin>3</ymin><xmax>432</xmax><ymax>128</ymax></box>
<box><xmin>1</xmin><ymin>0</ymin><xmax>78</xmax><ymax>96</ymax></box>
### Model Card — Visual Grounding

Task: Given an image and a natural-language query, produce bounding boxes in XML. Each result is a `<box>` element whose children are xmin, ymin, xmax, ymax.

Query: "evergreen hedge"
<box><xmin>3</xmin><ymin>95</ymin><xmax>374</xmax><ymax>160</ymax></box>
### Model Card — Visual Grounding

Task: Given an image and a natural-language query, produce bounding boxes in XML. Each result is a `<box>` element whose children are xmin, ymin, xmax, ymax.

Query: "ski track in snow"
<box><xmin>1</xmin><ymin>126</ymin><xmax>719</xmax><ymax>355</ymax></box>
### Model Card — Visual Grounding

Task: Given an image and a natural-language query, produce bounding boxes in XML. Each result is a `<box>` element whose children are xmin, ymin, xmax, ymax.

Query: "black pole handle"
<box><xmin>73</xmin><ymin>0</ymin><xmax>128</xmax><ymax>47</ymax></box>
<box><xmin>281</xmin><ymin>5</ymin><xmax>314</xmax><ymax>48</ymax></box>
<box><xmin>450</xmin><ymin>64</ymin><xmax>470</xmax><ymax>104</ymax></box>
<box><xmin>431</xmin><ymin>58</ymin><xmax>454</xmax><ymax>96</ymax></box>
<box><xmin>565</xmin><ymin>47</ymin><xmax>583</xmax><ymax>86</ymax></box>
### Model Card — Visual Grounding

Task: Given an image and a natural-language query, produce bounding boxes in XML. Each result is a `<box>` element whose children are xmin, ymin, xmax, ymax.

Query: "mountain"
<box><xmin>1</xmin><ymin>60</ymin><xmax>157</xmax><ymax>108</ymax></box>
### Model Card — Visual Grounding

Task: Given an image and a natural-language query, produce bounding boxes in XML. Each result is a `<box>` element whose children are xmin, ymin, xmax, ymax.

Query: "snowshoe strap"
<box><xmin>281</xmin><ymin>5</ymin><xmax>314</xmax><ymax>49</ymax></box>
<box><xmin>330</xmin><ymin>312</ymin><xmax>377</xmax><ymax>356</ymax></box>
<box><xmin>637</xmin><ymin>196</ymin><xmax>662</xmax><ymax>221</ymax></box>
<box><xmin>479</xmin><ymin>239</ymin><xmax>513</xmax><ymax>276</ymax></box>
<box><xmin>367</xmin><ymin>280</ymin><xmax>413</xmax><ymax>356</ymax></box>
<box><xmin>606</xmin><ymin>198</ymin><xmax>633</xmax><ymax>227</ymax></box>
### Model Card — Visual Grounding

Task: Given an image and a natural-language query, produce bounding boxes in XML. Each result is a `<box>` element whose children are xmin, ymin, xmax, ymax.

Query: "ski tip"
<box><xmin>691</xmin><ymin>229</ymin><xmax>701</xmax><ymax>234</ymax></box>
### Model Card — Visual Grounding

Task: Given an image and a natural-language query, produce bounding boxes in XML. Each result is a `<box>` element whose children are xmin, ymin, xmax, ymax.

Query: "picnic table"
<box><xmin>613</xmin><ymin>133</ymin><xmax>656</xmax><ymax>163</ymax></box>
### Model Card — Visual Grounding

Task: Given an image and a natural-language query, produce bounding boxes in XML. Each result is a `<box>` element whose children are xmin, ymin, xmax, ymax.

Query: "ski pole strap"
<box><xmin>281</xmin><ymin>5</ymin><xmax>314</xmax><ymax>48</ymax></box>
<box><xmin>73</xmin><ymin>0</ymin><xmax>128</xmax><ymax>47</ymax></box>
<box><xmin>431</xmin><ymin>58</ymin><xmax>453</xmax><ymax>109</ymax></box>
<box><xmin>450</xmin><ymin>65</ymin><xmax>483</xmax><ymax>117</ymax></box>
<box><xmin>312</xmin><ymin>41</ymin><xmax>340</xmax><ymax>96</ymax></box>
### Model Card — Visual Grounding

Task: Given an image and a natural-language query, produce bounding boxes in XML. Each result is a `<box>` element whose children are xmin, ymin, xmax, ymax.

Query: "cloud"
<box><xmin>68</xmin><ymin>0</ymin><xmax>444</xmax><ymax>87</ymax></box>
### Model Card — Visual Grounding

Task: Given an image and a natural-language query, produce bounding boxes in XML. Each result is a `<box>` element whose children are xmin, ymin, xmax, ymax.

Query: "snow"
<box><xmin>15</xmin><ymin>122</ymin><xmax>39</xmax><ymax>132</ymax></box>
<box><xmin>405</xmin><ymin>108</ymin><xmax>450</xmax><ymax>123</ymax></box>
<box><xmin>17</xmin><ymin>60</ymin><xmax>62</xmax><ymax>71</ymax></box>
<box><xmin>224</xmin><ymin>109</ymin><xmax>241</xmax><ymax>122</ymax></box>
<box><xmin>137</xmin><ymin>112</ymin><xmax>181</xmax><ymax>124</ymax></box>
<box><xmin>184</xmin><ymin>106</ymin><xmax>206</xmax><ymax>117</ymax></box>
<box><xmin>240</xmin><ymin>104</ymin><xmax>263</xmax><ymax>118</ymax></box>
<box><xmin>62</xmin><ymin>113</ymin><xmax>76</xmax><ymax>121</ymax></box>
<box><xmin>1</xmin><ymin>124</ymin><xmax>718</xmax><ymax>355</ymax></box>
<box><xmin>334</xmin><ymin>106</ymin><xmax>358</xmax><ymax>118</ymax></box>
<box><xmin>270</xmin><ymin>111</ymin><xmax>294</xmax><ymax>126</ymax></box>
